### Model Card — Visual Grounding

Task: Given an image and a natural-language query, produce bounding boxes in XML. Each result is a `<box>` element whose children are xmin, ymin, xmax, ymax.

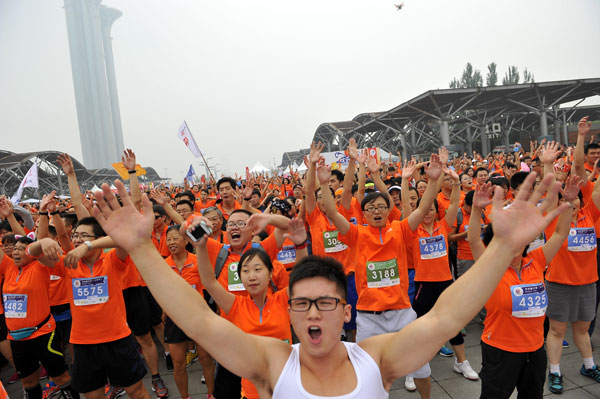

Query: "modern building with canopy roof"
<box><xmin>280</xmin><ymin>78</ymin><xmax>600</xmax><ymax>168</ymax></box>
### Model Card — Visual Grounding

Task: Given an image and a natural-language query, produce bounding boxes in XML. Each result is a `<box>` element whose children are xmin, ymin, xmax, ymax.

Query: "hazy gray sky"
<box><xmin>1</xmin><ymin>0</ymin><xmax>599</xmax><ymax>182</ymax></box>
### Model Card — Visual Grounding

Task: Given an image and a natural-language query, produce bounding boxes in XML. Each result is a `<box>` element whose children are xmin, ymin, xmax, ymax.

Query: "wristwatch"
<box><xmin>83</xmin><ymin>241</ymin><xmax>93</xmax><ymax>251</ymax></box>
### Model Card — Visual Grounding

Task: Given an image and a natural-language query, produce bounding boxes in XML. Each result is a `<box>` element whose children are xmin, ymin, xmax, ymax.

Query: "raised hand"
<box><xmin>578</xmin><ymin>116</ymin><xmax>591</xmax><ymax>137</ymax></box>
<box><xmin>347</xmin><ymin>138</ymin><xmax>358</xmax><ymax>161</ymax></box>
<box><xmin>39</xmin><ymin>191</ymin><xmax>56</xmax><ymax>213</ymax></box>
<box><xmin>46</xmin><ymin>193</ymin><xmax>58</xmax><ymax>213</ymax></box>
<box><xmin>442</xmin><ymin>165</ymin><xmax>459</xmax><ymax>182</ymax></box>
<box><xmin>438</xmin><ymin>147</ymin><xmax>449</xmax><ymax>165</ymax></box>
<box><xmin>539</xmin><ymin>141</ymin><xmax>561</xmax><ymax>164</ymax></box>
<box><xmin>122</xmin><ymin>148</ymin><xmax>137</xmax><ymax>171</ymax></box>
<box><xmin>402</xmin><ymin>159</ymin><xmax>417</xmax><ymax>179</ymax></box>
<box><xmin>561</xmin><ymin>175</ymin><xmax>583</xmax><ymax>202</ymax></box>
<box><xmin>57</xmin><ymin>153</ymin><xmax>75</xmax><ymax>176</ymax></box>
<box><xmin>283</xmin><ymin>217</ymin><xmax>307</xmax><ymax>245</ymax></box>
<box><xmin>308</xmin><ymin>141</ymin><xmax>325</xmax><ymax>165</ymax></box>
<box><xmin>357</xmin><ymin>149</ymin><xmax>368</xmax><ymax>166</ymax></box>
<box><xmin>149</xmin><ymin>189</ymin><xmax>168</xmax><ymax>206</ymax></box>
<box><xmin>473</xmin><ymin>182</ymin><xmax>493</xmax><ymax>209</ymax></box>
<box><xmin>316</xmin><ymin>158</ymin><xmax>331</xmax><ymax>185</ymax></box>
<box><xmin>241</xmin><ymin>185</ymin><xmax>253</xmax><ymax>200</ymax></box>
<box><xmin>0</xmin><ymin>197</ymin><xmax>14</xmax><ymax>219</ymax></box>
<box><xmin>425</xmin><ymin>154</ymin><xmax>443</xmax><ymax>180</ymax></box>
<box><xmin>366</xmin><ymin>156</ymin><xmax>380</xmax><ymax>175</ymax></box>
<box><xmin>93</xmin><ymin>180</ymin><xmax>154</xmax><ymax>253</ymax></box>
<box><xmin>490</xmin><ymin>173</ymin><xmax>568</xmax><ymax>253</ymax></box>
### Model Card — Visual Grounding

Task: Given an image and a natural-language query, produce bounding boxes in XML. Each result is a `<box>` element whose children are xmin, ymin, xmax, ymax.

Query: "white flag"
<box><xmin>177</xmin><ymin>121</ymin><xmax>204</xmax><ymax>158</ymax></box>
<box><xmin>11</xmin><ymin>163</ymin><xmax>39</xmax><ymax>204</ymax></box>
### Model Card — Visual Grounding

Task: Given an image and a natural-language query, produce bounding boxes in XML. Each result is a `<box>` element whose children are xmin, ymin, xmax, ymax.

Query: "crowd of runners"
<box><xmin>0</xmin><ymin>116</ymin><xmax>599</xmax><ymax>399</ymax></box>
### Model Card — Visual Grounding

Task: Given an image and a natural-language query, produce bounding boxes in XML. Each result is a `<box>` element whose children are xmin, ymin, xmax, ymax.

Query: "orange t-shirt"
<box><xmin>194</xmin><ymin>199</ymin><xmax>216</xmax><ymax>213</ymax></box>
<box><xmin>206</xmin><ymin>235</ymin><xmax>279</xmax><ymax>295</ymax></box>
<box><xmin>545</xmin><ymin>202</ymin><xmax>600</xmax><ymax>286</ymax></box>
<box><xmin>305</xmin><ymin>208</ymin><xmax>355</xmax><ymax>275</ymax></box>
<box><xmin>2</xmin><ymin>258</ymin><xmax>56</xmax><ymax>340</ymax></box>
<box><xmin>436</xmin><ymin>191</ymin><xmax>451</xmax><ymax>221</ymax></box>
<box><xmin>62</xmin><ymin>249</ymin><xmax>131</xmax><ymax>344</ymax></box>
<box><xmin>579</xmin><ymin>182</ymin><xmax>600</xmax><ymax>239</ymax></box>
<box><xmin>165</xmin><ymin>252</ymin><xmax>204</xmax><ymax>294</ymax></box>
<box><xmin>482</xmin><ymin>248</ymin><xmax>547</xmax><ymax>352</ymax></box>
<box><xmin>49</xmin><ymin>272</ymin><xmax>70</xmax><ymax>307</ymax></box>
<box><xmin>338</xmin><ymin>220</ymin><xmax>412</xmax><ymax>312</ymax></box>
<box><xmin>151</xmin><ymin>225</ymin><xmax>170</xmax><ymax>258</ymax></box>
<box><xmin>216</xmin><ymin>201</ymin><xmax>241</xmax><ymax>221</ymax></box>
<box><xmin>271</xmin><ymin>260</ymin><xmax>290</xmax><ymax>289</ymax></box>
<box><xmin>411</xmin><ymin>219</ymin><xmax>452</xmax><ymax>282</ymax></box>
<box><xmin>224</xmin><ymin>289</ymin><xmax>291</xmax><ymax>399</ymax></box>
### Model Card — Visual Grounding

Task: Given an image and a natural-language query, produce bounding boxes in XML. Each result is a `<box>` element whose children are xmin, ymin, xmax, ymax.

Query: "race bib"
<box><xmin>72</xmin><ymin>276</ymin><xmax>109</xmax><ymax>306</ymax></box>
<box><xmin>227</xmin><ymin>263</ymin><xmax>245</xmax><ymax>292</ymax></box>
<box><xmin>277</xmin><ymin>245</ymin><xmax>296</xmax><ymax>265</ymax></box>
<box><xmin>322</xmin><ymin>231</ymin><xmax>348</xmax><ymax>253</ymax></box>
<box><xmin>568</xmin><ymin>228</ymin><xmax>597</xmax><ymax>252</ymax></box>
<box><xmin>366</xmin><ymin>259</ymin><xmax>400</xmax><ymax>288</ymax></box>
<box><xmin>3</xmin><ymin>294</ymin><xmax>27</xmax><ymax>318</ymax></box>
<box><xmin>419</xmin><ymin>235</ymin><xmax>447</xmax><ymax>259</ymax></box>
<box><xmin>511</xmin><ymin>283</ymin><xmax>547</xmax><ymax>318</ymax></box>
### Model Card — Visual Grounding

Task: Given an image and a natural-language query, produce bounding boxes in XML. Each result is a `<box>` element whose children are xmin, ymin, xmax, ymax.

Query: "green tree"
<box><xmin>523</xmin><ymin>68</ymin><xmax>534</xmax><ymax>83</ymax></box>
<box><xmin>502</xmin><ymin>66</ymin><xmax>520</xmax><ymax>85</ymax></box>
<box><xmin>486</xmin><ymin>62</ymin><xmax>498</xmax><ymax>86</ymax></box>
<box><xmin>449</xmin><ymin>62</ymin><xmax>483</xmax><ymax>88</ymax></box>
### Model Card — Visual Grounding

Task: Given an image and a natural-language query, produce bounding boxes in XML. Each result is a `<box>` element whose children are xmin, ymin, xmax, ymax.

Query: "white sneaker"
<box><xmin>453</xmin><ymin>359</ymin><xmax>479</xmax><ymax>380</ymax></box>
<box><xmin>404</xmin><ymin>376</ymin><xmax>417</xmax><ymax>391</ymax></box>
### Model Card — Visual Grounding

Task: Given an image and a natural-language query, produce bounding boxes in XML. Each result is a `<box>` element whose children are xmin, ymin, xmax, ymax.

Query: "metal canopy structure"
<box><xmin>279</xmin><ymin>78</ymin><xmax>600</xmax><ymax>168</ymax></box>
<box><xmin>0</xmin><ymin>150</ymin><xmax>166</xmax><ymax>198</ymax></box>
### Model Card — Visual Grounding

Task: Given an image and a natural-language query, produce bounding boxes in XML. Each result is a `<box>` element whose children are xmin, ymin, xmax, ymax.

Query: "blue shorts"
<box><xmin>343</xmin><ymin>273</ymin><xmax>357</xmax><ymax>330</ymax></box>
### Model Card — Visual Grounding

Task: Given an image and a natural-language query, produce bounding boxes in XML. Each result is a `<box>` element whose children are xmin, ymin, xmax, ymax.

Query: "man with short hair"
<box><xmin>91</xmin><ymin>171</ymin><xmax>566</xmax><ymax>399</ymax></box>
<box><xmin>216</xmin><ymin>178</ymin><xmax>241</xmax><ymax>221</ymax></box>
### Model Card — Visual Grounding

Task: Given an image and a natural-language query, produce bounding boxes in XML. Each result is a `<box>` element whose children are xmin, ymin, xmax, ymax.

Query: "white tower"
<box><xmin>63</xmin><ymin>0</ymin><xmax>125</xmax><ymax>169</ymax></box>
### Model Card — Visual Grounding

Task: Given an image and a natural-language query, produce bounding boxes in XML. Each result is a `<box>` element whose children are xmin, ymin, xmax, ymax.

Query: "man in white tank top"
<box><xmin>93</xmin><ymin>172</ymin><xmax>567</xmax><ymax>398</ymax></box>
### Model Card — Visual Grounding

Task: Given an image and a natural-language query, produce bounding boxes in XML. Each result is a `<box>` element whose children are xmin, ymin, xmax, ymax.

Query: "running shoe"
<box><xmin>7</xmin><ymin>371</ymin><xmax>19</xmax><ymax>384</ymax></box>
<box><xmin>39</xmin><ymin>366</ymin><xmax>48</xmax><ymax>380</ymax></box>
<box><xmin>453</xmin><ymin>359</ymin><xmax>479</xmax><ymax>380</ymax></box>
<box><xmin>562</xmin><ymin>340</ymin><xmax>569</xmax><ymax>348</ymax></box>
<box><xmin>42</xmin><ymin>382</ymin><xmax>61</xmax><ymax>399</ymax></box>
<box><xmin>105</xmin><ymin>385</ymin><xmax>126</xmax><ymax>399</ymax></box>
<box><xmin>438</xmin><ymin>345</ymin><xmax>454</xmax><ymax>357</ymax></box>
<box><xmin>151</xmin><ymin>376</ymin><xmax>169</xmax><ymax>399</ymax></box>
<box><xmin>165</xmin><ymin>354</ymin><xmax>174</xmax><ymax>372</ymax></box>
<box><xmin>186</xmin><ymin>351</ymin><xmax>198</xmax><ymax>367</ymax></box>
<box><xmin>201</xmin><ymin>376</ymin><xmax>206</xmax><ymax>384</ymax></box>
<box><xmin>548</xmin><ymin>372</ymin><xmax>563</xmax><ymax>394</ymax></box>
<box><xmin>404</xmin><ymin>376</ymin><xmax>416</xmax><ymax>392</ymax></box>
<box><xmin>581</xmin><ymin>364</ymin><xmax>600</xmax><ymax>382</ymax></box>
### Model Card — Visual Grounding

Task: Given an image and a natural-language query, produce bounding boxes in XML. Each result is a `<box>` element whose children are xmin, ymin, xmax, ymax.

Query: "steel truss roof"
<box><xmin>0</xmin><ymin>150</ymin><xmax>166</xmax><ymax>198</ymax></box>
<box><xmin>292</xmin><ymin>78</ymin><xmax>600</xmax><ymax>167</ymax></box>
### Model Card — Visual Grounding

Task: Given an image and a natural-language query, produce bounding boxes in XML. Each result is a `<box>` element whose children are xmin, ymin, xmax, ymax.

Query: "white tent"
<box><xmin>90</xmin><ymin>185</ymin><xmax>102</xmax><ymax>193</ymax></box>
<box><xmin>250</xmin><ymin>161</ymin><xmax>269</xmax><ymax>173</ymax></box>
<box><xmin>296</xmin><ymin>162</ymin><xmax>308</xmax><ymax>172</ymax></box>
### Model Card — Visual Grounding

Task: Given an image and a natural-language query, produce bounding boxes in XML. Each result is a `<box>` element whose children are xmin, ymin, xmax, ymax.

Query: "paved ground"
<box><xmin>3</xmin><ymin>319</ymin><xmax>600</xmax><ymax>398</ymax></box>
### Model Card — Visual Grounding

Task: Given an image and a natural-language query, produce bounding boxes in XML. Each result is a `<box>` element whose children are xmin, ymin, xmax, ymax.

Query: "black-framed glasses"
<box><xmin>71</xmin><ymin>233</ymin><xmax>97</xmax><ymax>240</ymax></box>
<box><xmin>288</xmin><ymin>297</ymin><xmax>346</xmax><ymax>312</ymax></box>
<box><xmin>364</xmin><ymin>205</ymin><xmax>388</xmax><ymax>213</ymax></box>
<box><xmin>226</xmin><ymin>221</ymin><xmax>247</xmax><ymax>229</ymax></box>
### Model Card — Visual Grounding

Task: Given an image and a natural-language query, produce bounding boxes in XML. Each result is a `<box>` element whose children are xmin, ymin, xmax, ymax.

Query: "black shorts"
<box><xmin>164</xmin><ymin>317</ymin><xmax>189</xmax><ymax>344</ymax></box>
<box><xmin>71</xmin><ymin>335</ymin><xmax>147</xmax><ymax>393</ymax></box>
<box><xmin>123</xmin><ymin>286</ymin><xmax>162</xmax><ymax>336</ymax></box>
<box><xmin>143</xmin><ymin>287</ymin><xmax>163</xmax><ymax>326</ymax></box>
<box><xmin>480</xmin><ymin>341</ymin><xmax>546</xmax><ymax>399</ymax></box>
<box><xmin>0</xmin><ymin>313</ymin><xmax>7</xmax><ymax>341</ymax></box>
<box><xmin>11</xmin><ymin>331</ymin><xmax>67</xmax><ymax>379</ymax></box>
<box><xmin>51</xmin><ymin>303</ymin><xmax>72</xmax><ymax>345</ymax></box>
<box><xmin>413</xmin><ymin>280</ymin><xmax>464</xmax><ymax>346</ymax></box>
